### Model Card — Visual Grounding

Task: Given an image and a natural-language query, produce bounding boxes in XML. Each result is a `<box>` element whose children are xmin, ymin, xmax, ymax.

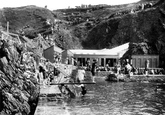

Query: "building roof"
<box><xmin>69</xmin><ymin>49</ymin><xmax>101</xmax><ymax>55</ymax></box>
<box><xmin>54</xmin><ymin>45</ymin><xmax>63</xmax><ymax>53</ymax></box>
<box><xmin>99</xmin><ymin>42</ymin><xmax>129</xmax><ymax>55</ymax></box>
<box><xmin>69</xmin><ymin>43</ymin><xmax>129</xmax><ymax>57</ymax></box>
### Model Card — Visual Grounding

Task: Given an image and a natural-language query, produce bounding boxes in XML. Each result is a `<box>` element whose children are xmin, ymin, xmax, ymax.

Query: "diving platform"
<box><xmin>50</xmin><ymin>82</ymin><xmax>96</xmax><ymax>85</ymax></box>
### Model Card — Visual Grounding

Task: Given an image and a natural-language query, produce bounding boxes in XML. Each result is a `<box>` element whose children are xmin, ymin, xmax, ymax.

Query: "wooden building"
<box><xmin>131</xmin><ymin>55</ymin><xmax>159</xmax><ymax>68</ymax></box>
<box><xmin>69</xmin><ymin>43</ymin><xmax>129</xmax><ymax>67</ymax></box>
<box><xmin>43</xmin><ymin>43</ymin><xmax>160</xmax><ymax>69</ymax></box>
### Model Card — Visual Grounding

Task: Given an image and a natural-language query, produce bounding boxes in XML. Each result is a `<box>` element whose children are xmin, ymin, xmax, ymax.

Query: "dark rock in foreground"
<box><xmin>0</xmin><ymin>32</ymin><xmax>40</xmax><ymax>115</ymax></box>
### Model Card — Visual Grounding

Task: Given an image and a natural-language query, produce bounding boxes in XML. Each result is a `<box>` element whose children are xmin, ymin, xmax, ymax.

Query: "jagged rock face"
<box><xmin>0</xmin><ymin>34</ymin><xmax>40</xmax><ymax>115</ymax></box>
<box><xmin>83</xmin><ymin>19</ymin><xmax>121</xmax><ymax>49</ymax></box>
<box><xmin>0</xmin><ymin>6</ymin><xmax>55</xmax><ymax>38</ymax></box>
<box><xmin>84</xmin><ymin>3</ymin><xmax>165</xmax><ymax>49</ymax></box>
<box><xmin>83</xmin><ymin>1</ymin><xmax>165</xmax><ymax>63</ymax></box>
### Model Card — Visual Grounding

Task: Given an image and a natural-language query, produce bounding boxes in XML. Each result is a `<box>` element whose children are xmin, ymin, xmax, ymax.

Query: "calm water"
<box><xmin>36</xmin><ymin>77</ymin><xmax>165</xmax><ymax>115</ymax></box>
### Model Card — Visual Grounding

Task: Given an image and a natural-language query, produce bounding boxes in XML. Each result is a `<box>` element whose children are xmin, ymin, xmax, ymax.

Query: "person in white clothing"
<box><xmin>125</xmin><ymin>62</ymin><xmax>132</xmax><ymax>74</ymax></box>
<box><xmin>75</xmin><ymin>66</ymin><xmax>87</xmax><ymax>96</ymax></box>
<box><xmin>76</xmin><ymin>67</ymin><xmax>85</xmax><ymax>82</ymax></box>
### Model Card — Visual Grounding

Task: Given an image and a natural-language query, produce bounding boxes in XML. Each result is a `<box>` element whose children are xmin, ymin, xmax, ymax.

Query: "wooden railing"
<box><xmin>135</xmin><ymin>68</ymin><xmax>164</xmax><ymax>75</ymax></box>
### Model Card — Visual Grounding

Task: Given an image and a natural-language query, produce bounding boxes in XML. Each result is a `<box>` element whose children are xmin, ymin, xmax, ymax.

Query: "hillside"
<box><xmin>0</xmin><ymin>0</ymin><xmax>165</xmax><ymax>64</ymax></box>
<box><xmin>0</xmin><ymin>5</ymin><xmax>55</xmax><ymax>38</ymax></box>
<box><xmin>53</xmin><ymin>0</ymin><xmax>162</xmax><ymax>50</ymax></box>
<box><xmin>0</xmin><ymin>0</ymin><xmax>159</xmax><ymax>49</ymax></box>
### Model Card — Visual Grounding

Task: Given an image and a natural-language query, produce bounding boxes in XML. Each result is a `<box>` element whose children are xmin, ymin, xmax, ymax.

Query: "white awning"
<box><xmin>69</xmin><ymin>43</ymin><xmax>129</xmax><ymax>57</ymax></box>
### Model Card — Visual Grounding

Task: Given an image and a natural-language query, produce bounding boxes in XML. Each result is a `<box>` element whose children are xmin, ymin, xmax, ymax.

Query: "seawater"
<box><xmin>36</xmin><ymin>77</ymin><xmax>165</xmax><ymax>115</ymax></box>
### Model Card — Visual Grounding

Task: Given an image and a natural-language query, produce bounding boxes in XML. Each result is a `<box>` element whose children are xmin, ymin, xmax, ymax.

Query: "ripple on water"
<box><xmin>36</xmin><ymin>81</ymin><xmax>165</xmax><ymax>115</ymax></box>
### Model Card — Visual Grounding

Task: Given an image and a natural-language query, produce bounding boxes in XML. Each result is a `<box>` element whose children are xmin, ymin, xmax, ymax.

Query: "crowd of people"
<box><xmin>83</xmin><ymin>59</ymin><xmax>165</xmax><ymax>76</ymax></box>
<box><xmin>10</xmin><ymin>41</ymin><xmax>164</xmax><ymax>98</ymax></box>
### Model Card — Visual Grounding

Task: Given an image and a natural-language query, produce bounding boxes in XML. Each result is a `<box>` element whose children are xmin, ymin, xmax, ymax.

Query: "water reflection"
<box><xmin>37</xmin><ymin>78</ymin><xmax>165</xmax><ymax>115</ymax></box>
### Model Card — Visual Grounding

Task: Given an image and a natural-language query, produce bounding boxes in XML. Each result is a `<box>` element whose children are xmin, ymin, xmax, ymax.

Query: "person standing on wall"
<box><xmin>125</xmin><ymin>59</ymin><xmax>132</xmax><ymax>75</ymax></box>
<box><xmin>91</xmin><ymin>59</ymin><xmax>97</xmax><ymax>82</ymax></box>
<box><xmin>145</xmin><ymin>59</ymin><xmax>150</xmax><ymax>75</ymax></box>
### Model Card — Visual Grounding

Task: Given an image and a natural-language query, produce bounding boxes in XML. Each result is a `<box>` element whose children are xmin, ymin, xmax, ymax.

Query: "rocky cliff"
<box><xmin>0</xmin><ymin>32</ymin><xmax>40</xmax><ymax>115</ymax></box>
<box><xmin>82</xmin><ymin>0</ymin><xmax>165</xmax><ymax>65</ymax></box>
<box><xmin>83</xmin><ymin>0</ymin><xmax>165</xmax><ymax>49</ymax></box>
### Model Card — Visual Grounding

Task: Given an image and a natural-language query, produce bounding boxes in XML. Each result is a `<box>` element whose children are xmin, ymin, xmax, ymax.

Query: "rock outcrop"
<box><xmin>82</xmin><ymin>0</ymin><xmax>165</xmax><ymax>65</ymax></box>
<box><xmin>0</xmin><ymin>32</ymin><xmax>40</xmax><ymax>115</ymax></box>
<box><xmin>84</xmin><ymin>1</ymin><xmax>164</xmax><ymax>49</ymax></box>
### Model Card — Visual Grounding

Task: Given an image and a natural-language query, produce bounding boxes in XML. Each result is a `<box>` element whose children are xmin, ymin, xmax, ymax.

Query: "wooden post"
<box><xmin>7</xmin><ymin>22</ymin><xmax>9</xmax><ymax>33</ymax></box>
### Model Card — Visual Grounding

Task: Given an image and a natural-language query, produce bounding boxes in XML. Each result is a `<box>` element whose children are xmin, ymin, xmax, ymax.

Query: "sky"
<box><xmin>0</xmin><ymin>0</ymin><xmax>140</xmax><ymax>10</ymax></box>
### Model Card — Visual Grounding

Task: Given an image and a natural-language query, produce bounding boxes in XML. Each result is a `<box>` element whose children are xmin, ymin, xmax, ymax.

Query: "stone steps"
<box><xmin>34</xmin><ymin>85</ymin><xmax>66</xmax><ymax>115</ymax></box>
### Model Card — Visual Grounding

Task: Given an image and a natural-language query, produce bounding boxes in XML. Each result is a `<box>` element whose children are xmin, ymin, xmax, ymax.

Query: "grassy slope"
<box><xmin>0</xmin><ymin>5</ymin><xmax>55</xmax><ymax>38</ymax></box>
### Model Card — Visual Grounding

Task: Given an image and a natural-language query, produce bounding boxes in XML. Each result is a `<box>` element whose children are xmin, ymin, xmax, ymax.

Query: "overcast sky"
<box><xmin>0</xmin><ymin>0</ymin><xmax>140</xmax><ymax>10</ymax></box>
